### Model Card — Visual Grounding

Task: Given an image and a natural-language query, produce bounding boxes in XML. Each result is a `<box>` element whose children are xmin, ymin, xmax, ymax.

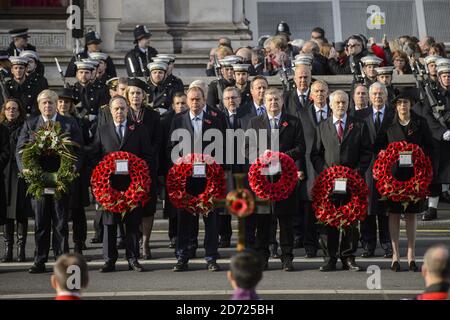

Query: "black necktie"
<box><xmin>117</xmin><ymin>124</ymin><xmax>123</xmax><ymax>143</ymax></box>
<box><xmin>229</xmin><ymin>114</ymin><xmax>235</xmax><ymax>127</ymax></box>
<box><xmin>375</xmin><ymin>111</ymin><xmax>381</xmax><ymax>132</ymax></box>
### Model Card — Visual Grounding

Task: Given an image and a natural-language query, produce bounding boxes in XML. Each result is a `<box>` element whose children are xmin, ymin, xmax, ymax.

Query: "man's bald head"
<box><xmin>423</xmin><ymin>244</ymin><xmax>450</xmax><ymax>281</ymax></box>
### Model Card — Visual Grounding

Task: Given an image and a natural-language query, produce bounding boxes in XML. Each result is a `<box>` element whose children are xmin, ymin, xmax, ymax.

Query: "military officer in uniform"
<box><xmin>6</xmin><ymin>56</ymin><xmax>48</xmax><ymax>117</ymax></box>
<box><xmin>360</xmin><ymin>55</ymin><xmax>383</xmax><ymax>87</ymax></box>
<box><xmin>422</xmin><ymin>64</ymin><xmax>450</xmax><ymax>221</ymax></box>
<box><xmin>232</xmin><ymin>64</ymin><xmax>252</xmax><ymax>107</ymax></box>
<box><xmin>71</xmin><ymin>61</ymin><xmax>109</xmax><ymax>125</ymax></box>
<box><xmin>65</xmin><ymin>31</ymin><xmax>117</xmax><ymax>79</ymax></box>
<box><xmin>154</xmin><ymin>54</ymin><xmax>184</xmax><ymax>94</ymax></box>
<box><xmin>375</xmin><ymin>66</ymin><xmax>397</xmax><ymax>104</ymax></box>
<box><xmin>88</xmin><ymin>52</ymin><xmax>113</xmax><ymax>85</ymax></box>
<box><xmin>423</xmin><ymin>55</ymin><xmax>441</xmax><ymax>83</ymax></box>
<box><xmin>146</xmin><ymin>61</ymin><xmax>179</xmax><ymax>114</ymax></box>
<box><xmin>19</xmin><ymin>50</ymin><xmax>45</xmax><ymax>79</ymax></box>
<box><xmin>6</xmin><ymin>28</ymin><xmax>38</xmax><ymax>58</ymax></box>
<box><xmin>206</xmin><ymin>56</ymin><xmax>241</xmax><ymax>108</ymax></box>
<box><xmin>124</xmin><ymin>25</ymin><xmax>158</xmax><ymax>77</ymax></box>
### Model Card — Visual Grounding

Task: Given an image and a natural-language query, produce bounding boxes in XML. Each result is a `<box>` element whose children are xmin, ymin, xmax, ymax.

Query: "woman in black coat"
<box><xmin>125</xmin><ymin>78</ymin><xmax>161</xmax><ymax>259</ymax></box>
<box><xmin>56</xmin><ymin>89</ymin><xmax>90</xmax><ymax>255</ymax></box>
<box><xmin>375</xmin><ymin>91</ymin><xmax>434</xmax><ymax>272</ymax></box>
<box><xmin>1</xmin><ymin>98</ymin><xmax>29</xmax><ymax>263</ymax></box>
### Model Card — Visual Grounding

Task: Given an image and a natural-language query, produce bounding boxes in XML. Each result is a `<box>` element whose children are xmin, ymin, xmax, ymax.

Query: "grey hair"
<box><xmin>369</xmin><ymin>82</ymin><xmax>388</xmax><ymax>96</ymax></box>
<box><xmin>189</xmin><ymin>80</ymin><xmax>208</xmax><ymax>98</ymax></box>
<box><xmin>329</xmin><ymin>90</ymin><xmax>349</xmax><ymax>105</ymax></box>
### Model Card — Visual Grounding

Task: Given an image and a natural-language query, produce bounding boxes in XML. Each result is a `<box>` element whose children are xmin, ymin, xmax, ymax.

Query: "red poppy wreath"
<box><xmin>166</xmin><ymin>153</ymin><xmax>226</xmax><ymax>216</ymax></box>
<box><xmin>312</xmin><ymin>166</ymin><xmax>368</xmax><ymax>228</ymax></box>
<box><xmin>248</xmin><ymin>151</ymin><xmax>298</xmax><ymax>202</ymax></box>
<box><xmin>373</xmin><ymin>141</ymin><xmax>433</xmax><ymax>204</ymax></box>
<box><xmin>91</xmin><ymin>151</ymin><xmax>151</xmax><ymax>215</ymax></box>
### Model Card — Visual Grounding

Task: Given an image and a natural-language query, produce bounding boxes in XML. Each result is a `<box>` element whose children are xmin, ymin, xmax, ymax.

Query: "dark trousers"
<box><xmin>301</xmin><ymin>201</ymin><xmax>319</xmax><ymax>251</ymax></box>
<box><xmin>360</xmin><ymin>214</ymin><xmax>391</xmax><ymax>251</ymax></box>
<box><xmin>256</xmin><ymin>214</ymin><xmax>294</xmax><ymax>262</ymax></box>
<box><xmin>176</xmin><ymin>209</ymin><xmax>218</xmax><ymax>263</ymax></box>
<box><xmin>269</xmin><ymin>215</ymin><xmax>278</xmax><ymax>246</ymax></box>
<box><xmin>103</xmin><ymin>222</ymin><xmax>140</xmax><ymax>264</ymax></box>
<box><xmin>93</xmin><ymin>210</ymin><xmax>103</xmax><ymax>240</ymax></box>
<box><xmin>169</xmin><ymin>214</ymin><xmax>177</xmax><ymax>240</ymax></box>
<box><xmin>2</xmin><ymin>218</ymin><xmax>28</xmax><ymax>248</ymax></box>
<box><xmin>71</xmin><ymin>207</ymin><xmax>87</xmax><ymax>245</ymax></box>
<box><xmin>326</xmin><ymin>224</ymin><xmax>359</xmax><ymax>261</ymax></box>
<box><xmin>245</xmin><ymin>214</ymin><xmax>257</xmax><ymax>248</ymax></box>
<box><xmin>217</xmin><ymin>211</ymin><xmax>232</xmax><ymax>241</ymax></box>
<box><xmin>32</xmin><ymin>195</ymin><xmax>69</xmax><ymax>265</ymax></box>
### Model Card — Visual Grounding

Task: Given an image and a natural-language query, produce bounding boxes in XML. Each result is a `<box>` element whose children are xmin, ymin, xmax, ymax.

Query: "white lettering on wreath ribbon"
<box><xmin>193</xmin><ymin>163</ymin><xmax>206</xmax><ymax>178</ymax></box>
<box><xmin>333</xmin><ymin>178</ymin><xmax>347</xmax><ymax>194</ymax></box>
<box><xmin>115</xmin><ymin>160</ymin><xmax>129</xmax><ymax>175</ymax></box>
<box><xmin>399</xmin><ymin>152</ymin><xmax>413</xmax><ymax>167</ymax></box>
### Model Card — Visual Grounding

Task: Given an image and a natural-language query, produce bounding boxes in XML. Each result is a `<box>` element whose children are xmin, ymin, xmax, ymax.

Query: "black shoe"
<box><xmin>128</xmin><ymin>260</ymin><xmax>144</xmax><ymax>272</ymax></box>
<box><xmin>422</xmin><ymin>207</ymin><xmax>437</xmax><ymax>221</ymax></box>
<box><xmin>90</xmin><ymin>237</ymin><xmax>102</xmax><ymax>244</ymax></box>
<box><xmin>408</xmin><ymin>261</ymin><xmax>418</xmax><ymax>272</ymax></box>
<box><xmin>173</xmin><ymin>261</ymin><xmax>188</xmax><ymax>272</ymax></box>
<box><xmin>99</xmin><ymin>263</ymin><xmax>116</xmax><ymax>273</ymax></box>
<box><xmin>282</xmin><ymin>259</ymin><xmax>294</xmax><ymax>271</ymax></box>
<box><xmin>361</xmin><ymin>249</ymin><xmax>375</xmax><ymax>258</ymax></box>
<box><xmin>383</xmin><ymin>248</ymin><xmax>393</xmax><ymax>259</ymax></box>
<box><xmin>390</xmin><ymin>261</ymin><xmax>401</xmax><ymax>272</ymax></box>
<box><xmin>28</xmin><ymin>263</ymin><xmax>46</xmax><ymax>274</ymax></box>
<box><xmin>117</xmin><ymin>241</ymin><xmax>126</xmax><ymax>250</ymax></box>
<box><xmin>293</xmin><ymin>237</ymin><xmax>303</xmax><ymax>249</ymax></box>
<box><xmin>207</xmin><ymin>261</ymin><xmax>221</xmax><ymax>272</ymax></box>
<box><xmin>319</xmin><ymin>259</ymin><xmax>337</xmax><ymax>272</ymax></box>
<box><xmin>218</xmin><ymin>240</ymin><xmax>231</xmax><ymax>248</ymax></box>
<box><xmin>269</xmin><ymin>244</ymin><xmax>280</xmax><ymax>259</ymax></box>
<box><xmin>304</xmin><ymin>250</ymin><xmax>317</xmax><ymax>258</ymax></box>
<box><xmin>342</xmin><ymin>258</ymin><xmax>361</xmax><ymax>271</ymax></box>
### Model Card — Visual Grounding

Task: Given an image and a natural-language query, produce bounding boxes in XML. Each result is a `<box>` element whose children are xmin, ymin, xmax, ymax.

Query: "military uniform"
<box><xmin>6</xmin><ymin>56</ymin><xmax>48</xmax><ymax>116</ymax></box>
<box><xmin>65</xmin><ymin>31</ymin><xmax>117</xmax><ymax>79</ymax></box>
<box><xmin>232</xmin><ymin>64</ymin><xmax>252</xmax><ymax>107</ymax></box>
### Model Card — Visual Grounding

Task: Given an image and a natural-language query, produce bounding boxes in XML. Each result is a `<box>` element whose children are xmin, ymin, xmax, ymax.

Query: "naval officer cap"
<box><xmin>9</xmin><ymin>56</ymin><xmax>29</xmax><ymax>66</ymax></box>
<box><xmin>9</xmin><ymin>28</ymin><xmax>30</xmax><ymax>39</ymax></box>
<box><xmin>360</xmin><ymin>55</ymin><xmax>383</xmax><ymax>66</ymax></box>
<box><xmin>152</xmin><ymin>57</ymin><xmax>171</xmax><ymax>65</ymax></box>
<box><xmin>219</xmin><ymin>55</ymin><xmax>243</xmax><ymax>67</ymax></box>
<box><xmin>437</xmin><ymin>65</ymin><xmax>450</xmax><ymax>76</ymax></box>
<box><xmin>294</xmin><ymin>53</ymin><xmax>313</xmax><ymax>67</ymax></box>
<box><xmin>88</xmin><ymin>52</ymin><xmax>109</xmax><ymax>61</ymax></box>
<box><xmin>375</xmin><ymin>66</ymin><xmax>394</xmax><ymax>75</ymax></box>
<box><xmin>75</xmin><ymin>61</ymin><xmax>95</xmax><ymax>71</ymax></box>
<box><xmin>147</xmin><ymin>61</ymin><xmax>168</xmax><ymax>72</ymax></box>
<box><xmin>19</xmin><ymin>50</ymin><xmax>39</xmax><ymax>61</ymax></box>
<box><xmin>424</xmin><ymin>55</ymin><xmax>441</xmax><ymax>65</ymax></box>
<box><xmin>156</xmin><ymin>54</ymin><xmax>176</xmax><ymax>63</ymax></box>
<box><xmin>232</xmin><ymin>64</ymin><xmax>250</xmax><ymax>72</ymax></box>
<box><xmin>81</xmin><ymin>58</ymin><xmax>99</xmax><ymax>68</ymax></box>
<box><xmin>436</xmin><ymin>58</ymin><xmax>450</xmax><ymax>67</ymax></box>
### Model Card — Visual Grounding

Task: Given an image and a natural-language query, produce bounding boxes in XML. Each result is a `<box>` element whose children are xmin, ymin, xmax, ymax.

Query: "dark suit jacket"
<box><xmin>246</xmin><ymin>112</ymin><xmax>307</xmax><ymax>215</ymax></box>
<box><xmin>167</xmin><ymin>110</ymin><xmax>225</xmax><ymax>196</ymax></box>
<box><xmin>16</xmin><ymin>114</ymin><xmax>83</xmax><ymax>173</ymax></box>
<box><xmin>236</xmin><ymin>100</ymin><xmax>259</xmax><ymax>130</ymax></box>
<box><xmin>310</xmin><ymin>115</ymin><xmax>372</xmax><ymax>177</ymax></box>
<box><xmin>0</xmin><ymin>124</ymin><xmax>11</xmax><ymax>223</ymax></box>
<box><xmin>283</xmin><ymin>88</ymin><xmax>315</xmax><ymax>119</ymax></box>
<box><xmin>90</xmin><ymin>120</ymin><xmax>153</xmax><ymax>224</ymax></box>
<box><xmin>355</xmin><ymin>106</ymin><xmax>395</xmax><ymax>215</ymax></box>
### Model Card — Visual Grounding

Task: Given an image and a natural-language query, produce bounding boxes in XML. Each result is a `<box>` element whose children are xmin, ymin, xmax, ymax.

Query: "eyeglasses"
<box><xmin>223</xmin><ymin>96</ymin><xmax>239</xmax><ymax>100</ymax></box>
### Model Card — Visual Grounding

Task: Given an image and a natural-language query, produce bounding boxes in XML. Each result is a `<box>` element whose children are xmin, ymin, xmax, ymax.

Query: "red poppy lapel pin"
<box><xmin>348</xmin><ymin>123</ymin><xmax>354</xmax><ymax>131</ymax></box>
<box><xmin>128</xmin><ymin>124</ymin><xmax>135</xmax><ymax>131</ymax></box>
<box><xmin>408</xmin><ymin>129</ymin><xmax>413</xmax><ymax>136</ymax></box>
<box><xmin>210</xmin><ymin>111</ymin><xmax>218</xmax><ymax>117</ymax></box>
<box><xmin>204</xmin><ymin>119</ymin><xmax>212</xmax><ymax>125</ymax></box>
<box><xmin>282</xmin><ymin>121</ymin><xmax>288</xmax><ymax>127</ymax></box>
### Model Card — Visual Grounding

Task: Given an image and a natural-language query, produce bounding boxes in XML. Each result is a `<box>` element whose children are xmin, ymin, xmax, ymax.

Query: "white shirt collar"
<box><xmin>297</xmin><ymin>88</ymin><xmax>309</xmax><ymax>97</ymax></box>
<box><xmin>333</xmin><ymin>114</ymin><xmax>347</xmax><ymax>125</ymax></box>
<box><xmin>227</xmin><ymin>109</ymin><xmax>236</xmax><ymax>116</ymax></box>
<box><xmin>139</xmin><ymin>47</ymin><xmax>147</xmax><ymax>54</ymax></box>
<box><xmin>253</xmin><ymin>102</ymin><xmax>265</xmax><ymax>110</ymax></box>
<box><xmin>113</xmin><ymin>119</ymin><xmax>127</xmax><ymax>127</ymax></box>
<box><xmin>190</xmin><ymin>111</ymin><xmax>204</xmax><ymax>121</ymax></box>
<box><xmin>314</xmin><ymin>105</ymin><xmax>328</xmax><ymax>113</ymax></box>
<box><xmin>268</xmin><ymin>112</ymin><xmax>281</xmax><ymax>121</ymax></box>
<box><xmin>373</xmin><ymin>105</ymin><xmax>386</xmax><ymax>115</ymax></box>
<box><xmin>355</xmin><ymin>105</ymin><xmax>369</xmax><ymax>111</ymax></box>
<box><xmin>42</xmin><ymin>114</ymin><xmax>58</xmax><ymax>123</ymax></box>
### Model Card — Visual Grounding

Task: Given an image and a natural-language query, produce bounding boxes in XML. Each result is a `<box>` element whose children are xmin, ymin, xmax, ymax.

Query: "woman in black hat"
<box><xmin>125</xmin><ymin>78</ymin><xmax>161</xmax><ymax>259</ymax></box>
<box><xmin>56</xmin><ymin>89</ymin><xmax>90</xmax><ymax>255</ymax></box>
<box><xmin>0</xmin><ymin>98</ymin><xmax>30</xmax><ymax>262</ymax></box>
<box><xmin>375</xmin><ymin>90</ymin><xmax>434</xmax><ymax>272</ymax></box>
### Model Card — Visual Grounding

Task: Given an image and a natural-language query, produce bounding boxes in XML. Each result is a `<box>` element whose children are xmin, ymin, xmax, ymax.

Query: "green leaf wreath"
<box><xmin>19</xmin><ymin>121</ymin><xmax>79</xmax><ymax>199</ymax></box>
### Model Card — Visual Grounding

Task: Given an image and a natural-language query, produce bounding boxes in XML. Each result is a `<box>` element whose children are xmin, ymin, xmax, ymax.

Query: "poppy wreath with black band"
<box><xmin>91</xmin><ymin>151</ymin><xmax>151</xmax><ymax>216</ymax></box>
<box><xmin>312</xmin><ymin>165</ymin><xmax>369</xmax><ymax>228</ymax></box>
<box><xmin>248</xmin><ymin>151</ymin><xmax>298</xmax><ymax>202</ymax></box>
<box><xmin>372</xmin><ymin>141</ymin><xmax>433</xmax><ymax>208</ymax></box>
<box><xmin>166</xmin><ymin>153</ymin><xmax>226</xmax><ymax>216</ymax></box>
